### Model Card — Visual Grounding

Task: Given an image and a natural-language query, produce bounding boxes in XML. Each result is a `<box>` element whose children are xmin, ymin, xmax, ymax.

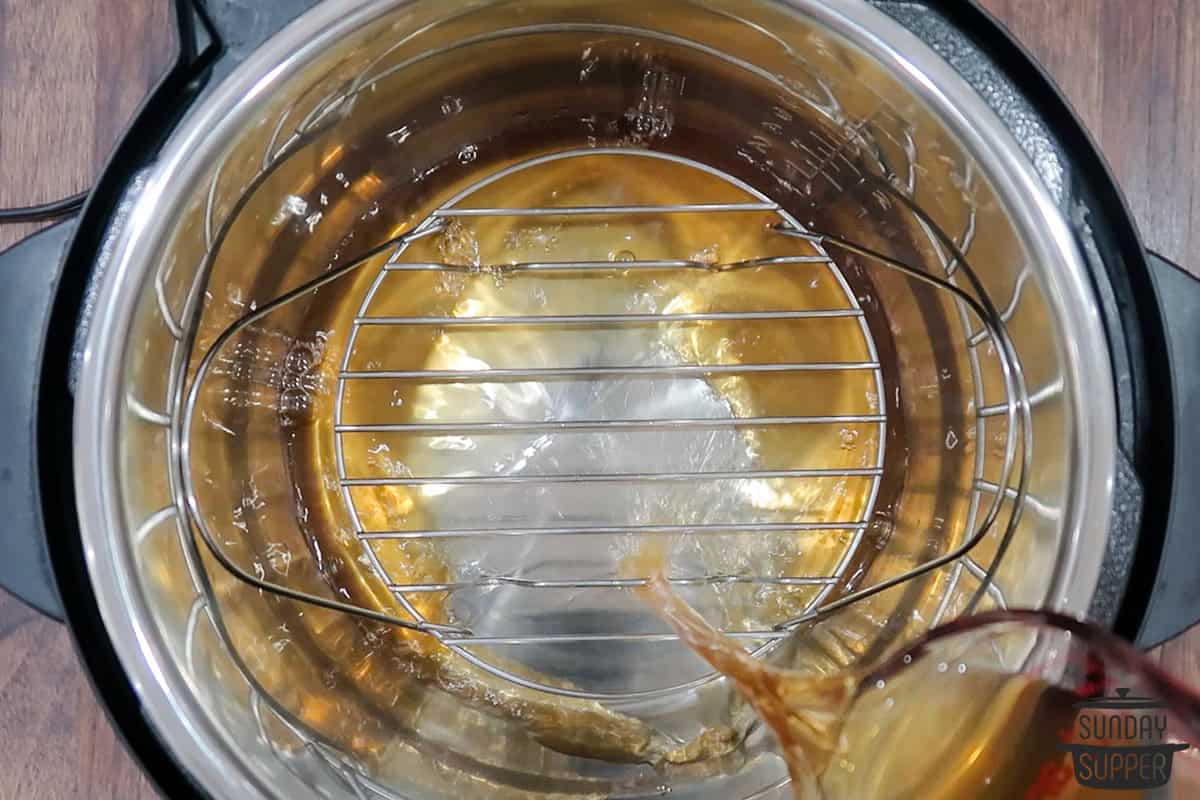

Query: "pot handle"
<box><xmin>1135</xmin><ymin>252</ymin><xmax>1200</xmax><ymax>647</ymax></box>
<box><xmin>0</xmin><ymin>1</ymin><xmax>212</xmax><ymax>624</ymax></box>
<box><xmin>197</xmin><ymin>0</ymin><xmax>323</xmax><ymax>75</ymax></box>
<box><xmin>0</xmin><ymin>1</ymin><xmax>314</xmax><ymax>623</ymax></box>
<box><xmin>0</xmin><ymin>221</ymin><xmax>78</xmax><ymax>620</ymax></box>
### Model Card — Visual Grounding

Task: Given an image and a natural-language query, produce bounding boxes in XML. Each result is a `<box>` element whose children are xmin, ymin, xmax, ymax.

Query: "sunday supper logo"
<box><xmin>1058</xmin><ymin>688</ymin><xmax>1190</xmax><ymax>790</ymax></box>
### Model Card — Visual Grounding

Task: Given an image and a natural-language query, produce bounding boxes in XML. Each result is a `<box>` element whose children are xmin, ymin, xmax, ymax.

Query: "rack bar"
<box><xmin>359</xmin><ymin>521</ymin><xmax>868</xmax><ymax>539</ymax></box>
<box><xmin>335</xmin><ymin>414</ymin><xmax>885</xmax><ymax>434</ymax></box>
<box><xmin>343</xmin><ymin>467</ymin><xmax>884</xmax><ymax>487</ymax></box>
<box><xmin>339</xmin><ymin>362</ymin><xmax>881</xmax><ymax>381</ymax></box>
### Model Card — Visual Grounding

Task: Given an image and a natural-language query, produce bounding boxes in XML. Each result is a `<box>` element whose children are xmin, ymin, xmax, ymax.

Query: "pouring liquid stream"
<box><xmin>639</xmin><ymin>573</ymin><xmax>854</xmax><ymax>799</ymax></box>
<box><xmin>639</xmin><ymin>572</ymin><xmax>1200</xmax><ymax>799</ymax></box>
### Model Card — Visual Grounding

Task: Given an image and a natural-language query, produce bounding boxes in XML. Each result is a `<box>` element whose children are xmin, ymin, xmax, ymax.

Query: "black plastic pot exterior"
<box><xmin>884</xmin><ymin>0</ymin><xmax>1199</xmax><ymax>649</ymax></box>
<box><xmin>0</xmin><ymin>1</ymin><xmax>1194</xmax><ymax>797</ymax></box>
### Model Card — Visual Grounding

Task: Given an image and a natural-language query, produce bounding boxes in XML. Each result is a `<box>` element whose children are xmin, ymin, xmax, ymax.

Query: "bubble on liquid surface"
<box><xmin>945</xmin><ymin>429</ymin><xmax>959</xmax><ymax>450</ymax></box>
<box><xmin>458</xmin><ymin>144</ymin><xmax>479</xmax><ymax>165</ymax></box>
<box><xmin>609</xmin><ymin>249</ymin><xmax>636</xmax><ymax>263</ymax></box>
<box><xmin>691</xmin><ymin>244</ymin><xmax>720</xmax><ymax>266</ymax></box>
<box><xmin>441</xmin><ymin>95</ymin><xmax>464</xmax><ymax>116</ymax></box>
<box><xmin>578</xmin><ymin>46</ymin><xmax>599</xmax><ymax>82</ymax></box>
<box><xmin>486</xmin><ymin>264</ymin><xmax>510</xmax><ymax>289</ymax></box>
<box><xmin>435</xmin><ymin>272</ymin><xmax>467</xmax><ymax>296</ymax></box>
<box><xmin>838</xmin><ymin>428</ymin><xmax>860</xmax><ymax>450</ymax></box>
<box><xmin>263</xmin><ymin>541</ymin><xmax>292</xmax><ymax>576</ymax></box>
<box><xmin>430</xmin><ymin>436</ymin><xmax>476</xmax><ymax>453</ymax></box>
<box><xmin>438</xmin><ymin>220</ymin><xmax>480</xmax><ymax>267</ymax></box>
<box><xmin>270</xmin><ymin>195</ymin><xmax>308</xmax><ymax>226</ymax></box>
<box><xmin>268</xmin><ymin>625</ymin><xmax>291</xmax><ymax>654</ymax></box>
<box><xmin>503</xmin><ymin>224</ymin><xmax>561</xmax><ymax>254</ymax></box>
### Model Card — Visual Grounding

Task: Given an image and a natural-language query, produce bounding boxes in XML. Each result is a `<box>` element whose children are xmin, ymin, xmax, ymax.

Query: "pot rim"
<box><xmin>71</xmin><ymin>1</ymin><xmax>1118</xmax><ymax>797</ymax></box>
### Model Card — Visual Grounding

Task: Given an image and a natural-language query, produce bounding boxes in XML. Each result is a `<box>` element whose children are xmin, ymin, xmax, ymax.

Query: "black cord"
<box><xmin>0</xmin><ymin>190</ymin><xmax>88</xmax><ymax>223</ymax></box>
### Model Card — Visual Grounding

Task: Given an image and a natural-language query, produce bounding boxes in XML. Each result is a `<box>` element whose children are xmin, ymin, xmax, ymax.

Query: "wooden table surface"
<box><xmin>0</xmin><ymin>1</ymin><xmax>1198</xmax><ymax>797</ymax></box>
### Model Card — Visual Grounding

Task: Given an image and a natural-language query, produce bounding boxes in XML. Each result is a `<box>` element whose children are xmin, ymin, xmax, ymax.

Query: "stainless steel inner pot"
<box><xmin>73</xmin><ymin>1</ymin><xmax>1117</xmax><ymax>798</ymax></box>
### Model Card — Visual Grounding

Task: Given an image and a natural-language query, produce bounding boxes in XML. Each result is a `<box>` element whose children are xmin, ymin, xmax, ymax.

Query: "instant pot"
<box><xmin>0</xmin><ymin>1</ymin><xmax>1197</xmax><ymax>798</ymax></box>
